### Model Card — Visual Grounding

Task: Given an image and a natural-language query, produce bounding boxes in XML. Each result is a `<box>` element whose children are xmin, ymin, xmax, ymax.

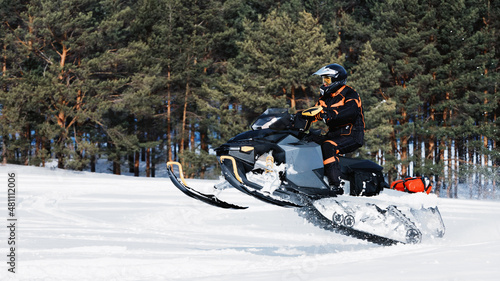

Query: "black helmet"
<box><xmin>313</xmin><ymin>63</ymin><xmax>347</xmax><ymax>94</ymax></box>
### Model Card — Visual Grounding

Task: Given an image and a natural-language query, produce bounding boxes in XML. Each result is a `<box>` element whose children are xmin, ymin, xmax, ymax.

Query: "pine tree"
<box><xmin>368</xmin><ymin>0</ymin><xmax>432</xmax><ymax>180</ymax></box>
<box><xmin>418</xmin><ymin>0</ymin><xmax>500</xmax><ymax>197</ymax></box>
<box><xmin>349</xmin><ymin>42</ymin><xmax>395</xmax><ymax>175</ymax></box>
<box><xmin>2</xmin><ymin>0</ymin><xmax>106</xmax><ymax>167</ymax></box>
<box><xmin>233</xmin><ymin>9</ymin><xmax>341</xmax><ymax>120</ymax></box>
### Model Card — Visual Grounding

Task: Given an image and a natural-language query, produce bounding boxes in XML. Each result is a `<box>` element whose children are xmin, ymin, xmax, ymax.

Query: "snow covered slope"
<box><xmin>0</xmin><ymin>164</ymin><xmax>499</xmax><ymax>281</ymax></box>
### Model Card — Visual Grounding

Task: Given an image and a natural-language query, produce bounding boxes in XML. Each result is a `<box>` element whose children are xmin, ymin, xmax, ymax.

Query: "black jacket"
<box><xmin>315</xmin><ymin>85</ymin><xmax>365</xmax><ymax>145</ymax></box>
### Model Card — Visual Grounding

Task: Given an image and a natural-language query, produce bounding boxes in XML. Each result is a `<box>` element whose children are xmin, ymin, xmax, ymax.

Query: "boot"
<box><xmin>325</xmin><ymin>162</ymin><xmax>343</xmax><ymax>196</ymax></box>
<box><xmin>329</xmin><ymin>184</ymin><xmax>344</xmax><ymax>196</ymax></box>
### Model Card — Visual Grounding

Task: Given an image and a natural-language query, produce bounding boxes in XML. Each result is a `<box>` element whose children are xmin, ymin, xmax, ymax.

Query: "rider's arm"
<box><xmin>321</xmin><ymin>95</ymin><xmax>361</xmax><ymax>126</ymax></box>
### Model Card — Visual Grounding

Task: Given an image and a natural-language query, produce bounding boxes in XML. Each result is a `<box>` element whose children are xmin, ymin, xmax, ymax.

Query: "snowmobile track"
<box><xmin>297</xmin><ymin>204</ymin><xmax>400</xmax><ymax>246</ymax></box>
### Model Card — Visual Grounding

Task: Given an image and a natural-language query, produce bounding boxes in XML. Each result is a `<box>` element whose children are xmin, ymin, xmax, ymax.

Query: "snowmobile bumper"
<box><xmin>166</xmin><ymin>161</ymin><xmax>247</xmax><ymax>209</ymax></box>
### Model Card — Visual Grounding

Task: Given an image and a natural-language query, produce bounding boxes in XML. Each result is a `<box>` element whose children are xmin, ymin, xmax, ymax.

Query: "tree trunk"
<box><xmin>57</xmin><ymin>151</ymin><xmax>65</xmax><ymax>169</ymax></box>
<box><xmin>435</xmin><ymin>138</ymin><xmax>445</xmax><ymax>197</ymax></box>
<box><xmin>167</xmin><ymin>70</ymin><xmax>173</xmax><ymax>162</ymax></box>
<box><xmin>1</xmin><ymin>137</ymin><xmax>7</xmax><ymax>165</ymax></box>
<box><xmin>24</xmin><ymin>125</ymin><xmax>31</xmax><ymax>165</ymax></box>
<box><xmin>35</xmin><ymin>134</ymin><xmax>41</xmax><ymax>165</ymax></box>
<box><xmin>42</xmin><ymin>137</ymin><xmax>48</xmax><ymax>167</ymax></box>
<box><xmin>141</xmin><ymin>147</ymin><xmax>146</xmax><ymax>162</ymax></box>
<box><xmin>401</xmin><ymin>135</ymin><xmax>408</xmax><ymax>176</ymax></box>
<box><xmin>128</xmin><ymin>154</ymin><xmax>135</xmax><ymax>173</ymax></box>
<box><xmin>446</xmin><ymin>139</ymin><xmax>453</xmax><ymax>198</ymax></box>
<box><xmin>151</xmin><ymin>147</ymin><xmax>156</xmax><ymax>178</ymax></box>
<box><xmin>90</xmin><ymin>155</ymin><xmax>96</xmax><ymax>173</ymax></box>
<box><xmin>190</xmin><ymin>123</ymin><xmax>196</xmax><ymax>152</ymax></box>
<box><xmin>289</xmin><ymin>87</ymin><xmax>296</xmax><ymax>109</ymax></box>
<box><xmin>453</xmin><ymin>144</ymin><xmax>459</xmax><ymax>198</ymax></box>
<box><xmin>113</xmin><ymin>157</ymin><xmax>121</xmax><ymax>175</ymax></box>
<box><xmin>389</xmin><ymin>128</ymin><xmax>397</xmax><ymax>183</ymax></box>
<box><xmin>146</xmin><ymin>147</ymin><xmax>151</xmax><ymax>177</ymax></box>
<box><xmin>134</xmin><ymin>151</ymin><xmax>140</xmax><ymax>177</ymax></box>
<box><xmin>180</xmin><ymin>82</ymin><xmax>189</xmax><ymax>167</ymax></box>
<box><xmin>200</xmin><ymin>129</ymin><xmax>208</xmax><ymax>179</ymax></box>
<box><xmin>2</xmin><ymin>45</ymin><xmax>6</xmax><ymax>75</ymax></box>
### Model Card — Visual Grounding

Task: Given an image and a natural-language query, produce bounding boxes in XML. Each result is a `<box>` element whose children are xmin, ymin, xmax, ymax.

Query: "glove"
<box><xmin>301</xmin><ymin>106</ymin><xmax>323</xmax><ymax>117</ymax></box>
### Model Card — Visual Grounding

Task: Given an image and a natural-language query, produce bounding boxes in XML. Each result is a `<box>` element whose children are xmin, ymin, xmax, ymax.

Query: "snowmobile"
<box><xmin>167</xmin><ymin>108</ymin><xmax>445</xmax><ymax>245</ymax></box>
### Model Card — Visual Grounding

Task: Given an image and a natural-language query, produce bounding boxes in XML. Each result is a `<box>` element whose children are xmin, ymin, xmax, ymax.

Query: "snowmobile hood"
<box><xmin>223</xmin><ymin>129</ymin><xmax>301</xmax><ymax>144</ymax></box>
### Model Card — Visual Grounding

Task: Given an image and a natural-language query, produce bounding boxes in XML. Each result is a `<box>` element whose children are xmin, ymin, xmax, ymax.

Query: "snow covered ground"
<box><xmin>0</xmin><ymin>164</ymin><xmax>499</xmax><ymax>281</ymax></box>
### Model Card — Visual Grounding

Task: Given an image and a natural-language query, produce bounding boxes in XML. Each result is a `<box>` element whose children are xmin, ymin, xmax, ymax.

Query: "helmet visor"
<box><xmin>322</xmin><ymin>76</ymin><xmax>332</xmax><ymax>86</ymax></box>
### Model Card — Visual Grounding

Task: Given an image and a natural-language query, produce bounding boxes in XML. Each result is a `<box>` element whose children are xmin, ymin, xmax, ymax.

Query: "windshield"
<box><xmin>251</xmin><ymin>108</ymin><xmax>290</xmax><ymax>130</ymax></box>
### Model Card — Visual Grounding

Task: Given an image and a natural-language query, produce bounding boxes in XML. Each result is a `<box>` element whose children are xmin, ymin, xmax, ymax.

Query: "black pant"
<box><xmin>321</xmin><ymin>135</ymin><xmax>362</xmax><ymax>187</ymax></box>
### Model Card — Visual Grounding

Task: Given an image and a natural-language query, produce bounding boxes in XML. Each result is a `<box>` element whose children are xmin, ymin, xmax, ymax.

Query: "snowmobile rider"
<box><xmin>301</xmin><ymin>63</ymin><xmax>365</xmax><ymax>195</ymax></box>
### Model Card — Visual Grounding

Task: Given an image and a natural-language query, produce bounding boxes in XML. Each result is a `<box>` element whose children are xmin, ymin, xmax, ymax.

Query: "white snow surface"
<box><xmin>1</xmin><ymin>164</ymin><xmax>499</xmax><ymax>281</ymax></box>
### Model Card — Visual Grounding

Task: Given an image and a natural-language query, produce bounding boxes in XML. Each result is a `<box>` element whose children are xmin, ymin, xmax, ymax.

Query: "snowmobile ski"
<box><xmin>166</xmin><ymin>162</ymin><xmax>247</xmax><ymax>209</ymax></box>
<box><xmin>219</xmin><ymin>156</ymin><xmax>304</xmax><ymax>208</ymax></box>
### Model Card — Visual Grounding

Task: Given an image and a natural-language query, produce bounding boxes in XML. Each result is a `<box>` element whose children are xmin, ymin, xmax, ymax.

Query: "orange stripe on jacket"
<box><xmin>324</xmin><ymin>140</ymin><xmax>338</xmax><ymax>146</ymax></box>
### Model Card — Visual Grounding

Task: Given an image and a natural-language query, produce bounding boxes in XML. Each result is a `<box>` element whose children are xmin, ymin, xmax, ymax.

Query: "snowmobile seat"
<box><xmin>338</xmin><ymin>157</ymin><xmax>383</xmax><ymax>174</ymax></box>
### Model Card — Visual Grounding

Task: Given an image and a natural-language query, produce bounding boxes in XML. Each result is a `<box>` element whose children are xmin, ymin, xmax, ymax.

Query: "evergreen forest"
<box><xmin>1</xmin><ymin>0</ymin><xmax>499</xmax><ymax>198</ymax></box>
